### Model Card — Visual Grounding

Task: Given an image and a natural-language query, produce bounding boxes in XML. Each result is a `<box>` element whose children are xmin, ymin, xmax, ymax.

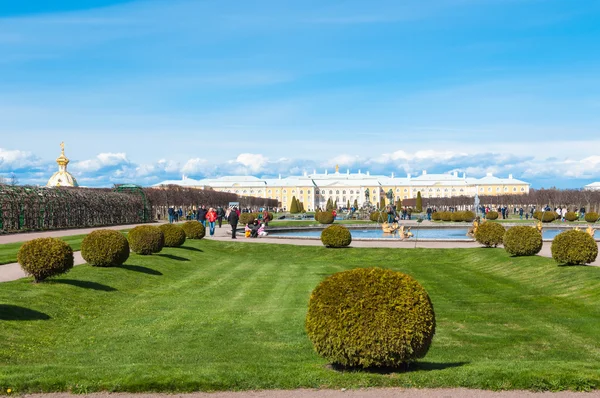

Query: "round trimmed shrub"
<box><xmin>181</xmin><ymin>220</ymin><xmax>205</xmax><ymax>239</ymax></box>
<box><xmin>306</xmin><ymin>267</ymin><xmax>435</xmax><ymax>368</ymax></box>
<box><xmin>585</xmin><ymin>212</ymin><xmax>599</xmax><ymax>223</ymax></box>
<box><xmin>158</xmin><ymin>224</ymin><xmax>186</xmax><ymax>247</ymax></box>
<box><xmin>462</xmin><ymin>211</ymin><xmax>476</xmax><ymax>222</ymax></box>
<box><xmin>17</xmin><ymin>238</ymin><xmax>74</xmax><ymax>282</ymax></box>
<box><xmin>369</xmin><ymin>211</ymin><xmax>384</xmax><ymax>222</ymax></box>
<box><xmin>503</xmin><ymin>226</ymin><xmax>542</xmax><ymax>256</ymax></box>
<box><xmin>565</xmin><ymin>211</ymin><xmax>578</xmax><ymax>222</ymax></box>
<box><xmin>321</xmin><ymin>225</ymin><xmax>352</xmax><ymax>248</ymax></box>
<box><xmin>431</xmin><ymin>211</ymin><xmax>441</xmax><ymax>221</ymax></box>
<box><xmin>533</xmin><ymin>211</ymin><xmax>542</xmax><ymax>220</ymax></box>
<box><xmin>485</xmin><ymin>211</ymin><xmax>498</xmax><ymax>220</ymax></box>
<box><xmin>318</xmin><ymin>211</ymin><xmax>335</xmax><ymax>224</ymax></box>
<box><xmin>81</xmin><ymin>230</ymin><xmax>129</xmax><ymax>267</ymax></box>
<box><xmin>542</xmin><ymin>211</ymin><xmax>557</xmax><ymax>223</ymax></box>
<box><xmin>551</xmin><ymin>230</ymin><xmax>598</xmax><ymax>265</ymax></box>
<box><xmin>239</xmin><ymin>212</ymin><xmax>258</xmax><ymax>225</ymax></box>
<box><xmin>128</xmin><ymin>225</ymin><xmax>164</xmax><ymax>255</ymax></box>
<box><xmin>440</xmin><ymin>211</ymin><xmax>452</xmax><ymax>222</ymax></box>
<box><xmin>451</xmin><ymin>211</ymin><xmax>464</xmax><ymax>222</ymax></box>
<box><xmin>474</xmin><ymin>221</ymin><xmax>505</xmax><ymax>247</ymax></box>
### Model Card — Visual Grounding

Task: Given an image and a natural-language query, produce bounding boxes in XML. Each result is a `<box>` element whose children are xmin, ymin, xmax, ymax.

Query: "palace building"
<box><xmin>47</xmin><ymin>142</ymin><xmax>78</xmax><ymax>187</ymax></box>
<box><xmin>153</xmin><ymin>166</ymin><xmax>530</xmax><ymax>211</ymax></box>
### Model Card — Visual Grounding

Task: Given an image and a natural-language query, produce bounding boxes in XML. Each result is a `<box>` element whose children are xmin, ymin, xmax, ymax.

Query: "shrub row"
<box><xmin>18</xmin><ymin>222</ymin><xmax>206</xmax><ymax>282</ymax></box>
<box><xmin>431</xmin><ymin>211</ymin><xmax>475</xmax><ymax>222</ymax></box>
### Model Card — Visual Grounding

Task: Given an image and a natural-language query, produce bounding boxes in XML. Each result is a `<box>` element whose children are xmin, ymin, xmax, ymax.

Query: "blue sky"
<box><xmin>1</xmin><ymin>0</ymin><xmax>600</xmax><ymax>188</ymax></box>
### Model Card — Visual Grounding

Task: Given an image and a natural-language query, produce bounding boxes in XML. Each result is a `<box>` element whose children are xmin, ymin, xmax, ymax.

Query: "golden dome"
<box><xmin>47</xmin><ymin>142</ymin><xmax>78</xmax><ymax>187</ymax></box>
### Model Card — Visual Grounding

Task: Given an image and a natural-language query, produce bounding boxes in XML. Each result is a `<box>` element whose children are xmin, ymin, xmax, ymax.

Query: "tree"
<box><xmin>334</xmin><ymin>199</ymin><xmax>338</xmax><ymax>209</ymax></box>
<box><xmin>396</xmin><ymin>199</ymin><xmax>402</xmax><ymax>212</ymax></box>
<box><xmin>290</xmin><ymin>196</ymin><xmax>299</xmax><ymax>213</ymax></box>
<box><xmin>326</xmin><ymin>198</ymin><xmax>334</xmax><ymax>211</ymax></box>
<box><xmin>353</xmin><ymin>199</ymin><xmax>358</xmax><ymax>209</ymax></box>
<box><xmin>416</xmin><ymin>191</ymin><xmax>423</xmax><ymax>213</ymax></box>
<box><xmin>347</xmin><ymin>200</ymin><xmax>350</xmax><ymax>209</ymax></box>
<box><xmin>299</xmin><ymin>201</ymin><xmax>305</xmax><ymax>212</ymax></box>
<box><xmin>9</xmin><ymin>173</ymin><xmax>18</xmax><ymax>186</ymax></box>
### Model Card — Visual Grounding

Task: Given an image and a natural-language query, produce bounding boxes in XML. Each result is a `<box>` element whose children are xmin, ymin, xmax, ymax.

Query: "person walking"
<box><xmin>262</xmin><ymin>209</ymin><xmax>270</xmax><ymax>226</ymax></box>
<box><xmin>196</xmin><ymin>205</ymin><xmax>208</xmax><ymax>227</ymax></box>
<box><xmin>167</xmin><ymin>206</ymin><xmax>175</xmax><ymax>224</ymax></box>
<box><xmin>206</xmin><ymin>207</ymin><xmax>217</xmax><ymax>236</ymax></box>
<box><xmin>228</xmin><ymin>206</ymin><xmax>239</xmax><ymax>239</ymax></box>
<box><xmin>216</xmin><ymin>206</ymin><xmax>225</xmax><ymax>228</ymax></box>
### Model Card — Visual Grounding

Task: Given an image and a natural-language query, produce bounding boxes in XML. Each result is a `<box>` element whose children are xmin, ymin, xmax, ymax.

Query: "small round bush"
<box><xmin>239</xmin><ymin>212</ymin><xmax>258</xmax><ymax>225</ymax></box>
<box><xmin>181</xmin><ymin>220</ymin><xmax>205</xmax><ymax>239</ymax></box>
<box><xmin>81</xmin><ymin>230</ymin><xmax>129</xmax><ymax>267</ymax></box>
<box><xmin>462</xmin><ymin>211</ymin><xmax>476</xmax><ymax>222</ymax></box>
<box><xmin>318</xmin><ymin>211</ymin><xmax>335</xmax><ymax>224</ymax></box>
<box><xmin>533</xmin><ymin>211</ymin><xmax>542</xmax><ymax>220</ymax></box>
<box><xmin>18</xmin><ymin>238</ymin><xmax>74</xmax><ymax>282</ymax></box>
<box><xmin>485</xmin><ymin>211</ymin><xmax>499</xmax><ymax>220</ymax></box>
<box><xmin>306</xmin><ymin>267</ymin><xmax>435</xmax><ymax>368</ymax></box>
<box><xmin>451</xmin><ymin>211</ymin><xmax>464</xmax><ymax>222</ymax></box>
<box><xmin>503</xmin><ymin>226</ymin><xmax>542</xmax><ymax>256</ymax></box>
<box><xmin>158</xmin><ymin>224</ymin><xmax>186</xmax><ymax>247</ymax></box>
<box><xmin>440</xmin><ymin>211</ymin><xmax>452</xmax><ymax>222</ymax></box>
<box><xmin>474</xmin><ymin>221</ymin><xmax>505</xmax><ymax>247</ymax></box>
<box><xmin>541</xmin><ymin>211</ymin><xmax>557</xmax><ymax>223</ymax></box>
<box><xmin>321</xmin><ymin>225</ymin><xmax>352</xmax><ymax>248</ymax></box>
<box><xmin>128</xmin><ymin>225</ymin><xmax>164</xmax><ymax>255</ymax></box>
<box><xmin>564</xmin><ymin>211</ymin><xmax>578</xmax><ymax>222</ymax></box>
<box><xmin>551</xmin><ymin>230</ymin><xmax>598</xmax><ymax>265</ymax></box>
<box><xmin>585</xmin><ymin>212</ymin><xmax>599</xmax><ymax>223</ymax></box>
<box><xmin>431</xmin><ymin>211</ymin><xmax>441</xmax><ymax>221</ymax></box>
<box><xmin>369</xmin><ymin>211</ymin><xmax>383</xmax><ymax>222</ymax></box>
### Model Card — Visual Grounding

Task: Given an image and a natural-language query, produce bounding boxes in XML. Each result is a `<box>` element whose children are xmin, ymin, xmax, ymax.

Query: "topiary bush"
<box><xmin>306</xmin><ymin>267</ymin><xmax>435</xmax><ymax>368</ymax></box>
<box><xmin>485</xmin><ymin>211</ymin><xmax>499</xmax><ymax>220</ymax></box>
<box><xmin>585</xmin><ymin>212</ymin><xmax>599</xmax><ymax>223</ymax></box>
<box><xmin>318</xmin><ymin>211</ymin><xmax>335</xmax><ymax>224</ymax></box>
<box><xmin>369</xmin><ymin>211</ymin><xmax>384</xmax><ymax>222</ymax></box>
<box><xmin>17</xmin><ymin>237</ymin><xmax>74</xmax><ymax>282</ymax></box>
<box><xmin>158</xmin><ymin>224</ymin><xmax>186</xmax><ymax>247</ymax></box>
<box><xmin>551</xmin><ymin>230</ymin><xmax>598</xmax><ymax>265</ymax></box>
<box><xmin>239</xmin><ymin>212</ymin><xmax>259</xmax><ymax>225</ymax></box>
<box><xmin>474</xmin><ymin>221</ymin><xmax>505</xmax><ymax>247</ymax></box>
<box><xmin>451</xmin><ymin>211</ymin><xmax>464</xmax><ymax>222</ymax></box>
<box><xmin>440</xmin><ymin>211</ymin><xmax>452</xmax><ymax>222</ymax></box>
<box><xmin>181</xmin><ymin>220</ymin><xmax>206</xmax><ymax>239</ymax></box>
<box><xmin>431</xmin><ymin>211</ymin><xmax>441</xmax><ymax>221</ymax></box>
<box><xmin>462</xmin><ymin>211</ymin><xmax>476</xmax><ymax>222</ymax></box>
<box><xmin>128</xmin><ymin>225</ymin><xmax>164</xmax><ymax>255</ymax></box>
<box><xmin>565</xmin><ymin>211</ymin><xmax>578</xmax><ymax>222</ymax></box>
<box><xmin>321</xmin><ymin>225</ymin><xmax>352</xmax><ymax>248</ymax></box>
<box><xmin>503</xmin><ymin>226</ymin><xmax>542</xmax><ymax>256</ymax></box>
<box><xmin>542</xmin><ymin>211</ymin><xmax>557</xmax><ymax>223</ymax></box>
<box><xmin>81</xmin><ymin>229</ymin><xmax>129</xmax><ymax>267</ymax></box>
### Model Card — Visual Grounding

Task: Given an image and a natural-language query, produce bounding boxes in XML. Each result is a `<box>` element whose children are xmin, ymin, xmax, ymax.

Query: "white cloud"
<box><xmin>181</xmin><ymin>158</ymin><xmax>207</xmax><ymax>174</ymax></box>
<box><xmin>72</xmin><ymin>152</ymin><xmax>129</xmax><ymax>172</ymax></box>
<box><xmin>231</xmin><ymin>153</ymin><xmax>269</xmax><ymax>173</ymax></box>
<box><xmin>0</xmin><ymin>147</ymin><xmax>40</xmax><ymax>171</ymax></box>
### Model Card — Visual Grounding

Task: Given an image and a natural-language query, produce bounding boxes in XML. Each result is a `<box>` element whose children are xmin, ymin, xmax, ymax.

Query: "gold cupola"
<box><xmin>47</xmin><ymin>142</ymin><xmax>79</xmax><ymax>187</ymax></box>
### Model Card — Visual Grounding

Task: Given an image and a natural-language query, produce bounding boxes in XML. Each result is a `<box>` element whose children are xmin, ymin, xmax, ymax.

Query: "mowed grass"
<box><xmin>1</xmin><ymin>240</ymin><xmax>600</xmax><ymax>393</ymax></box>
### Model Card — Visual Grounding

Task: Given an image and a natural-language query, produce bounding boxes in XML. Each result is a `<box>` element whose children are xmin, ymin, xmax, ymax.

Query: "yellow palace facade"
<box><xmin>154</xmin><ymin>167</ymin><xmax>530</xmax><ymax>211</ymax></box>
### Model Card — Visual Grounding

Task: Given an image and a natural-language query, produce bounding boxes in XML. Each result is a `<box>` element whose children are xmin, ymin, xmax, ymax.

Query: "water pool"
<box><xmin>270</xmin><ymin>228</ymin><xmax>572</xmax><ymax>240</ymax></box>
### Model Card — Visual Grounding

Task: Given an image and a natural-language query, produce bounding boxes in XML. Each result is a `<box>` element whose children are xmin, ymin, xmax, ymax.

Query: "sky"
<box><xmin>1</xmin><ymin>0</ymin><xmax>600</xmax><ymax>189</ymax></box>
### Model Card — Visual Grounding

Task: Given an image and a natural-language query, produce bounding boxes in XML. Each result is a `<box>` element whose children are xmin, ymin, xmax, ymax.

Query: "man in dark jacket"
<box><xmin>196</xmin><ymin>205</ymin><xmax>208</xmax><ymax>227</ymax></box>
<box><xmin>228</xmin><ymin>207</ymin><xmax>239</xmax><ymax>239</ymax></box>
<box><xmin>216</xmin><ymin>206</ymin><xmax>225</xmax><ymax>228</ymax></box>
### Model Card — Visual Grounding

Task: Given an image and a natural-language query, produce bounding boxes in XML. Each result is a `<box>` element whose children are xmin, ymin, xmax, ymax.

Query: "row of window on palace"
<box><xmin>220</xmin><ymin>186</ymin><xmax>526</xmax><ymax>195</ymax></box>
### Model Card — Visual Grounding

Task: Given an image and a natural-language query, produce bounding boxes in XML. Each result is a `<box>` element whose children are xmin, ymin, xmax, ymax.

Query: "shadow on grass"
<box><xmin>0</xmin><ymin>304</ymin><xmax>51</xmax><ymax>321</ymax></box>
<box><xmin>52</xmin><ymin>279</ymin><xmax>117</xmax><ymax>292</ymax></box>
<box><xmin>157</xmin><ymin>253</ymin><xmax>190</xmax><ymax>261</ymax></box>
<box><xmin>329</xmin><ymin>361</ymin><xmax>468</xmax><ymax>374</ymax></box>
<box><xmin>118</xmin><ymin>264</ymin><xmax>163</xmax><ymax>275</ymax></box>
<box><xmin>178</xmin><ymin>246</ymin><xmax>203</xmax><ymax>252</ymax></box>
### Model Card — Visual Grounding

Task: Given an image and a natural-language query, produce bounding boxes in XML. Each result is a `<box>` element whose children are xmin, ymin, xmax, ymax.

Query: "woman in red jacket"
<box><xmin>206</xmin><ymin>208</ymin><xmax>218</xmax><ymax>236</ymax></box>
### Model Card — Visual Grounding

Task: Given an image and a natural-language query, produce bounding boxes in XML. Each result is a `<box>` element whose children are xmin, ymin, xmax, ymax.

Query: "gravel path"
<box><xmin>18</xmin><ymin>389</ymin><xmax>600</xmax><ymax>398</ymax></box>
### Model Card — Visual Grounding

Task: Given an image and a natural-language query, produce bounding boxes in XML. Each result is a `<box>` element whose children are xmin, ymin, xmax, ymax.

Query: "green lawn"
<box><xmin>1</xmin><ymin>240</ymin><xmax>600</xmax><ymax>393</ymax></box>
<box><xmin>0</xmin><ymin>235</ymin><xmax>87</xmax><ymax>265</ymax></box>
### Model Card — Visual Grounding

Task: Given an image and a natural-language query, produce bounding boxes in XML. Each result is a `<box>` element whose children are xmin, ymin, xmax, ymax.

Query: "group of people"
<box><xmin>223</xmin><ymin>207</ymin><xmax>271</xmax><ymax>239</ymax></box>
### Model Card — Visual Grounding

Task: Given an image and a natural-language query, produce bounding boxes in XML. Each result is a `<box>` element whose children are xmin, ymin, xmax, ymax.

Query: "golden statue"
<box><xmin>587</xmin><ymin>225</ymin><xmax>596</xmax><ymax>238</ymax></box>
<box><xmin>60</xmin><ymin>141</ymin><xmax>65</xmax><ymax>154</ymax></box>
<box><xmin>335</xmin><ymin>164</ymin><xmax>339</xmax><ymax>173</ymax></box>
<box><xmin>467</xmin><ymin>217</ymin><xmax>480</xmax><ymax>237</ymax></box>
<box><xmin>536</xmin><ymin>220</ymin><xmax>543</xmax><ymax>233</ymax></box>
<box><xmin>382</xmin><ymin>222</ymin><xmax>399</xmax><ymax>234</ymax></box>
